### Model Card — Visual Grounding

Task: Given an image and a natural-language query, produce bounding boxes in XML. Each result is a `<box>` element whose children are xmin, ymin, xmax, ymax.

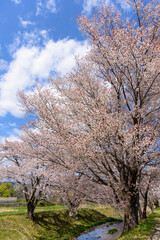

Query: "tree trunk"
<box><xmin>69</xmin><ymin>204</ymin><xmax>78</xmax><ymax>218</ymax></box>
<box><xmin>139</xmin><ymin>204</ymin><xmax>143</xmax><ymax>220</ymax></box>
<box><xmin>142</xmin><ymin>192</ymin><xmax>148</xmax><ymax>219</ymax></box>
<box><xmin>27</xmin><ymin>201</ymin><xmax>35</xmax><ymax>221</ymax></box>
<box><xmin>123</xmin><ymin>192</ymin><xmax>139</xmax><ymax>232</ymax></box>
<box><xmin>154</xmin><ymin>199</ymin><xmax>159</xmax><ymax>208</ymax></box>
<box><xmin>141</xmin><ymin>177</ymin><xmax>151</xmax><ymax>219</ymax></box>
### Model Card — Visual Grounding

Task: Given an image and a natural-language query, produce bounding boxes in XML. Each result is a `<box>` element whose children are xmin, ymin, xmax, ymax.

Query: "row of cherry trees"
<box><xmin>0</xmin><ymin>136</ymin><xmax>159</xmax><ymax>224</ymax></box>
<box><xmin>0</xmin><ymin>0</ymin><xmax>159</xmax><ymax>233</ymax></box>
<box><xmin>0</xmin><ymin>139</ymin><xmax>106</xmax><ymax>220</ymax></box>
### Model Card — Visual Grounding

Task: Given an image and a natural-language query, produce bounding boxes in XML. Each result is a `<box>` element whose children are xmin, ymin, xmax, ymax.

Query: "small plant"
<box><xmin>37</xmin><ymin>200</ymin><xmax>55</xmax><ymax>207</ymax></box>
<box><xmin>108</xmin><ymin>228</ymin><xmax>118</xmax><ymax>234</ymax></box>
<box><xmin>109</xmin><ymin>222</ymin><xmax>114</xmax><ymax>225</ymax></box>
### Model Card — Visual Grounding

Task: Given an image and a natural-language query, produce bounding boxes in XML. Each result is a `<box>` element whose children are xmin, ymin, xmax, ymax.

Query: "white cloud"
<box><xmin>82</xmin><ymin>0</ymin><xmax>130</xmax><ymax>13</ymax></box>
<box><xmin>0</xmin><ymin>38</ymin><xmax>89</xmax><ymax>117</ymax></box>
<box><xmin>22</xmin><ymin>32</ymin><xmax>41</xmax><ymax>46</ymax></box>
<box><xmin>40</xmin><ymin>30</ymin><xmax>49</xmax><ymax>41</ymax></box>
<box><xmin>36</xmin><ymin>0</ymin><xmax>57</xmax><ymax>15</ymax></box>
<box><xmin>0</xmin><ymin>135</ymin><xmax>20</xmax><ymax>143</ymax></box>
<box><xmin>36</xmin><ymin>0</ymin><xmax>43</xmax><ymax>15</ymax></box>
<box><xmin>8</xmin><ymin>36</ymin><xmax>21</xmax><ymax>55</ymax></box>
<box><xmin>46</xmin><ymin>0</ymin><xmax>56</xmax><ymax>13</ymax></box>
<box><xmin>9</xmin><ymin>122</ymin><xmax>17</xmax><ymax>127</ymax></box>
<box><xmin>8</xmin><ymin>30</ymin><xmax>48</xmax><ymax>55</ymax></box>
<box><xmin>83</xmin><ymin>0</ymin><xmax>109</xmax><ymax>14</ymax></box>
<box><xmin>11</xmin><ymin>0</ymin><xmax>21</xmax><ymax>4</ymax></box>
<box><xmin>116</xmin><ymin>0</ymin><xmax>130</xmax><ymax>9</ymax></box>
<box><xmin>19</xmin><ymin>17</ymin><xmax>34</xmax><ymax>28</ymax></box>
<box><xmin>12</xmin><ymin>128</ymin><xmax>21</xmax><ymax>135</ymax></box>
<box><xmin>0</xmin><ymin>128</ymin><xmax>22</xmax><ymax>143</ymax></box>
<box><xmin>0</xmin><ymin>59</ymin><xmax>8</xmax><ymax>71</ymax></box>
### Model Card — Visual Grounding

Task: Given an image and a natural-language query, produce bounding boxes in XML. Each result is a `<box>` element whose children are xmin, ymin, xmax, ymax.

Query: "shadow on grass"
<box><xmin>34</xmin><ymin>208</ymin><xmax>120</xmax><ymax>240</ymax></box>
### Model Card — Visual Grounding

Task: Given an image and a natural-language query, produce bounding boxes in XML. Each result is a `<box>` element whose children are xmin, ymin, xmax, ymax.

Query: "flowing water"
<box><xmin>76</xmin><ymin>221</ymin><xmax>124</xmax><ymax>240</ymax></box>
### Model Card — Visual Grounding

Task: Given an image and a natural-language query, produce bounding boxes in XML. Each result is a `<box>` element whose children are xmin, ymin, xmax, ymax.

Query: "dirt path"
<box><xmin>0</xmin><ymin>208</ymin><xmax>17</xmax><ymax>213</ymax></box>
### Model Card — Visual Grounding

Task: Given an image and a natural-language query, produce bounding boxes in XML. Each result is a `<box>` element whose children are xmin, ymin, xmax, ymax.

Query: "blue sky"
<box><xmin>0</xmin><ymin>0</ymin><xmax>132</xmax><ymax>142</ymax></box>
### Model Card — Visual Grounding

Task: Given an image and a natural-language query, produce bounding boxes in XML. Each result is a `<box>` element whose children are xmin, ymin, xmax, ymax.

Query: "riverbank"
<box><xmin>118</xmin><ymin>207</ymin><xmax>160</xmax><ymax>240</ymax></box>
<box><xmin>1</xmin><ymin>205</ymin><xmax>160</xmax><ymax>239</ymax></box>
<box><xmin>0</xmin><ymin>205</ymin><xmax>121</xmax><ymax>239</ymax></box>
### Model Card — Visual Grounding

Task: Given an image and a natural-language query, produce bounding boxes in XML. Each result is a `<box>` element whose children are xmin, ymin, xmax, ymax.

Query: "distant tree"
<box><xmin>0</xmin><ymin>182</ymin><xmax>15</xmax><ymax>197</ymax></box>
<box><xmin>0</xmin><ymin>141</ymin><xmax>50</xmax><ymax>220</ymax></box>
<box><xmin>14</xmin><ymin>185</ymin><xmax>25</xmax><ymax>199</ymax></box>
<box><xmin>140</xmin><ymin>167</ymin><xmax>160</xmax><ymax>219</ymax></box>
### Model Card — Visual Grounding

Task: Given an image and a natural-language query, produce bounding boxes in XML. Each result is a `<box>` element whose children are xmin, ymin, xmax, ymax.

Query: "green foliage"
<box><xmin>0</xmin><ymin>183</ymin><xmax>15</xmax><ymax>197</ymax></box>
<box><xmin>16</xmin><ymin>199</ymin><xmax>26</xmax><ymax>203</ymax></box>
<box><xmin>108</xmin><ymin>228</ymin><xmax>118</xmax><ymax>234</ymax></box>
<box><xmin>109</xmin><ymin>222</ymin><xmax>114</xmax><ymax>225</ymax></box>
<box><xmin>37</xmin><ymin>200</ymin><xmax>56</xmax><ymax>207</ymax></box>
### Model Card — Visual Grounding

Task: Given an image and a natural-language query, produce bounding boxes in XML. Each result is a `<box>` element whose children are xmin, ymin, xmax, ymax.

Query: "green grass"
<box><xmin>118</xmin><ymin>207</ymin><xmax>160</xmax><ymax>240</ymax></box>
<box><xmin>2</xmin><ymin>204</ymin><xmax>160</xmax><ymax>239</ymax></box>
<box><xmin>0</xmin><ymin>205</ymin><xmax>64</xmax><ymax>216</ymax></box>
<box><xmin>108</xmin><ymin>228</ymin><xmax>118</xmax><ymax>234</ymax></box>
<box><xmin>0</xmin><ymin>205</ymin><xmax>121</xmax><ymax>240</ymax></box>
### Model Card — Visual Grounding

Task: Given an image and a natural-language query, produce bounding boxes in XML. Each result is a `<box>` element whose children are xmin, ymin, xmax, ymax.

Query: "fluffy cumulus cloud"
<box><xmin>83</xmin><ymin>0</ymin><xmax>109</xmax><ymax>14</ymax></box>
<box><xmin>11</xmin><ymin>0</ymin><xmax>21</xmax><ymax>4</ymax></box>
<box><xmin>0</xmin><ymin>38</ymin><xmax>89</xmax><ymax>117</ymax></box>
<box><xmin>36</xmin><ymin>0</ymin><xmax>57</xmax><ymax>15</ymax></box>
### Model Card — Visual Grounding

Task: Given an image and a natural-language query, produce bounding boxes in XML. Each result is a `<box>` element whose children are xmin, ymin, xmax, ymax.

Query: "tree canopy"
<box><xmin>0</xmin><ymin>182</ymin><xmax>15</xmax><ymax>197</ymax></box>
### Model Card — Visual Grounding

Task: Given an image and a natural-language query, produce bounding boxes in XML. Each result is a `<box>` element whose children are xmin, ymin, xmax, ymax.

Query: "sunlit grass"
<box><xmin>0</xmin><ymin>205</ymin><xmax>64</xmax><ymax>216</ymax></box>
<box><xmin>80</xmin><ymin>204</ymin><xmax>123</xmax><ymax>219</ymax></box>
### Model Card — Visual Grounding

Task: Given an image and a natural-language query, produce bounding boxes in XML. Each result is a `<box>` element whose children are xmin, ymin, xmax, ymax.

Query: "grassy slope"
<box><xmin>118</xmin><ymin>207</ymin><xmax>160</xmax><ymax>240</ymax></box>
<box><xmin>0</xmin><ymin>205</ymin><xmax>121</xmax><ymax>240</ymax></box>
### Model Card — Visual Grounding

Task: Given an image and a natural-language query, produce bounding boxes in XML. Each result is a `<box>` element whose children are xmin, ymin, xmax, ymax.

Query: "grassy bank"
<box><xmin>0</xmin><ymin>205</ymin><xmax>121</xmax><ymax>240</ymax></box>
<box><xmin>118</xmin><ymin>207</ymin><xmax>160</xmax><ymax>240</ymax></box>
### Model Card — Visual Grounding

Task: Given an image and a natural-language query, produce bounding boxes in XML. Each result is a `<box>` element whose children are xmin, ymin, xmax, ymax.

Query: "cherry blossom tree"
<box><xmin>0</xmin><ymin>140</ymin><xmax>51</xmax><ymax>220</ymax></box>
<box><xmin>17</xmin><ymin>0</ymin><xmax>160</xmax><ymax>232</ymax></box>
<box><xmin>50</xmin><ymin>171</ymin><xmax>109</xmax><ymax>218</ymax></box>
<box><xmin>140</xmin><ymin>166</ymin><xmax>160</xmax><ymax>219</ymax></box>
<box><xmin>8</xmin><ymin>126</ymin><xmax>110</xmax><ymax>219</ymax></box>
<box><xmin>139</xmin><ymin>168</ymin><xmax>155</xmax><ymax>219</ymax></box>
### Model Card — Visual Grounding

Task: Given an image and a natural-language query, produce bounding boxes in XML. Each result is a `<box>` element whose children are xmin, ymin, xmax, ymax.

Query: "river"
<box><xmin>75</xmin><ymin>221</ymin><xmax>124</xmax><ymax>240</ymax></box>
